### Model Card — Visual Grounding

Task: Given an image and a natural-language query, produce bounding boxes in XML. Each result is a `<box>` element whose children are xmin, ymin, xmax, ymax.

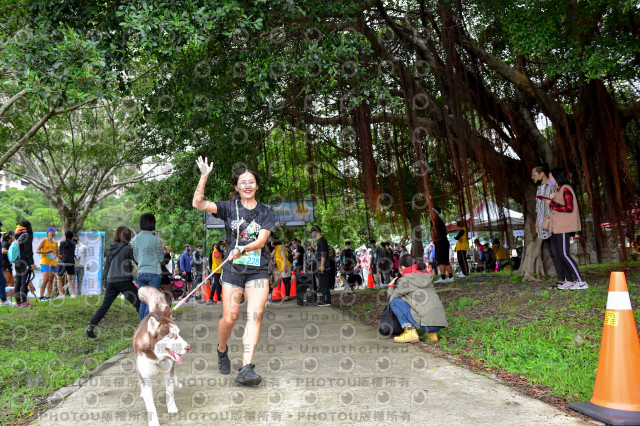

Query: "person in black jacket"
<box><xmin>57</xmin><ymin>230</ymin><xmax>77</xmax><ymax>298</ymax></box>
<box><xmin>14</xmin><ymin>220</ymin><xmax>35</xmax><ymax>307</ymax></box>
<box><xmin>84</xmin><ymin>226</ymin><xmax>140</xmax><ymax>339</ymax></box>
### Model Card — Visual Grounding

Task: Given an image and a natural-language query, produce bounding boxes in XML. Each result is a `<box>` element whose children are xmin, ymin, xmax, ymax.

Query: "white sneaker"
<box><xmin>557</xmin><ymin>281</ymin><xmax>575</xmax><ymax>290</ymax></box>
<box><xmin>434</xmin><ymin>277</ymin><xmax>446</xmax><ymax>284</ymax></box>
<box><xmin>70</xmin><ymin>295</ymin><xmax>77</xmax><ymax>299</ymax></box>
<box><xmin>55</xmin><ymin>295</ymin><xmax>65</xmax><ymax>300</ymax></box>
<box><xmin>445</xmin><ymin>277</ymin><xmax>455</xmax><ymax>283</ymax></box>
<box><xmin>0</xmin><ymin>300</ymin><xmax>15</xmax><ymax>307</ymax></box>
<box><xmin>569</xmin><ymin>281</ymin><xmax>589</xmax><ymax>290</ymax></box>
<box><xmin>458</xmin><ymin>273</ymin><xmax>467</xmax><ymax>278</ymax></box>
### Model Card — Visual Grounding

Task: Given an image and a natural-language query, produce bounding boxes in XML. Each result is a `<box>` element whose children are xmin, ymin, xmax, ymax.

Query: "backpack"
<box><xmin>8</xmin><ymin>240</ymin><xmax>20</xmax><ymax>263</ymax></box>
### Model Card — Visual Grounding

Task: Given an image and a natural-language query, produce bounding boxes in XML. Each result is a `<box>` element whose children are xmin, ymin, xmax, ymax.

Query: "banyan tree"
<box><xmin>79</xmin><ymin>0</ymin><xmax>640</xmax><ymax>278</ymax></box>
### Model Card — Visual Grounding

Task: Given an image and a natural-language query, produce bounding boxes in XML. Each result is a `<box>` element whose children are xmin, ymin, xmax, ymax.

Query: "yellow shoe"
<box><xmin>426</xmin><ymin>332</ymin><xmax>439</xmax><ymax>341</ymax></box>
<box><xmin>394</xmin><ymin>327</ymin><xmax>419</xmax><ymax>343</ymax></box>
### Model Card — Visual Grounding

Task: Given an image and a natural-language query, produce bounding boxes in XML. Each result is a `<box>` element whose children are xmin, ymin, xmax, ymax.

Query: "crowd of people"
<box><xmin>0</xmin><ymin>221</ymin><xmax>88</xmax><ymax>307</ymax></box>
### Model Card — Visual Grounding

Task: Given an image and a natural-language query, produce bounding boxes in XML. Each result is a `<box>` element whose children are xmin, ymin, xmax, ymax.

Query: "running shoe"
<box><xmin>235</xmin><ymin>363</ymin><xmax>262</xmax><ymax>386</ymax></box>
<box><xmin>569</xmin><ymin>281</ymin><xmax>589</xmax><ymax>290</ymax></box>
<box><xmin>557</xmin><ymin>281</ymin><xmax>575</xmax><ymax>290</ymax></box>
<box><xmin>217</xmin><ymin>345</ymin><xmax>231</xmax><ymax>374</ymax></box>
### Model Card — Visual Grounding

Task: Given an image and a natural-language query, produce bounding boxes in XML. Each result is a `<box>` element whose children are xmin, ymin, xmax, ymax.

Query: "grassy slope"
<box><xmin>336</xmin><ymin>262</ymin><xmax>640</xmax><ymax>401</ymax></box>
<box><xmin>0</xmin><ymin>296</ymin><xmax>139</xmax><ymax>424</ymax></box>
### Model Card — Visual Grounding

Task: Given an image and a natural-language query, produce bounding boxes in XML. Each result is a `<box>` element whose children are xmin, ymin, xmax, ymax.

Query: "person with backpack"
<box><xmin>340</xmin><ymin>241</ymin><xmax>360</xmax><ymax>290</ymax></box>
<box><xmin>84</xmin><ymin>226</ymin><xmax>140</xmax><ymax>338</ymax></box>
<box><xmin>13</xmin><ymin>220</ymin><xmax>35</xmax><ymax>307</ymax></box>
<box><xmin>131</xmin><ymin>213</ymin><xmax>164</xmax><ymax>321</ymax></box>
<box><xmin>1</xmin><ymin>230</ymin><xmax>15</xmax><ymax>307</ymax></box>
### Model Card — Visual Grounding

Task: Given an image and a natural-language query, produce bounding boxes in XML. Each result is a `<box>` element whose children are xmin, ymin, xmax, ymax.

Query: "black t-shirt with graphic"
<box><xmin>214</xmin><ymin>199</ymin><xmax>276</xmax><ymax>273</ymax></box>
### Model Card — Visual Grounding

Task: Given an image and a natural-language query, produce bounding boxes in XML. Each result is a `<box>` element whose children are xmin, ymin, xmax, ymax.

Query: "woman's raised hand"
<box><xmin>196</xmin><ymin>156</ymin><xmax>213</xmax><ymax>177</ymax></box>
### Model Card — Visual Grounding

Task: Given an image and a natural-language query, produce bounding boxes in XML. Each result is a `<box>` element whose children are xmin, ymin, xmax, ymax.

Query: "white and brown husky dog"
<box><xmin>134</xmin><ymin>286</ymin><xmax>190</xmax><ymax>426</ymax></box>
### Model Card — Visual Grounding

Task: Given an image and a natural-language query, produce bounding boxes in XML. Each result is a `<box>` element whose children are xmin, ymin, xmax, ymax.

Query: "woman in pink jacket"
<box><xmin>357</xmin><ymin>246</ymin><xmax>370</xmax><ymax>289</ymax></box>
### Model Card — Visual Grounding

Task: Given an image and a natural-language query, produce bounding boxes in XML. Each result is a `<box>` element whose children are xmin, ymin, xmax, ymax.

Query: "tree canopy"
<box><xmin>3</xmin><ymin>0</ymin><xmax>639</xmax><ymax>273</ymax></box>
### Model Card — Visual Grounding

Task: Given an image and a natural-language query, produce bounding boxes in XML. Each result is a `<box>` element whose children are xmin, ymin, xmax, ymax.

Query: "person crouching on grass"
<box><xmin>387</xmin><ymin>254</ymin><xmax>448</xmax><ymax>343</ymax></box>
<box><xmin>192</xmin><ymin>156</ymin><xmax>275</xmax><ymax>386</ymax></box>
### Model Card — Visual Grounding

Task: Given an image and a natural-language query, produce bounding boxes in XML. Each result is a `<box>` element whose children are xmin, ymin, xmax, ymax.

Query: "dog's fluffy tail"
<box><xmin>138</xmin><ymin>286</ymin><xmax>169</xmax><ymax>313</ymax></box>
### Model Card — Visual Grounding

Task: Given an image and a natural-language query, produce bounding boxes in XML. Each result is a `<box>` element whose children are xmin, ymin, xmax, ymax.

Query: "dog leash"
<box><xmin>172</xmin><ymin>258</ymin><xmax>231</xmax><ymax>311</ymax></box>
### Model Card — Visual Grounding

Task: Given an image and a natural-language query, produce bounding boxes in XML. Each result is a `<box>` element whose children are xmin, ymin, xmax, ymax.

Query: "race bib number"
<box><xmin>233</xmin><ymin>248</ymin><xmax>261</xmax><ymax>266</ymax></box>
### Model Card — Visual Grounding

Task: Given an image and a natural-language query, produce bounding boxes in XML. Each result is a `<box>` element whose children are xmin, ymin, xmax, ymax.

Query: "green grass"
<box><xmin>338</xmin><ymin>263</ymin><xmax>640</xmax><ymax>403</ymax></box>
<box><xmin>0</xmin><ymin>296</ymin><xmax>140</xmax><ymax>424</ymax></box>
<box><xmin>438</xmin><ymin>269</ymin><xmax>640</xmax><ymax>400</ymax></box>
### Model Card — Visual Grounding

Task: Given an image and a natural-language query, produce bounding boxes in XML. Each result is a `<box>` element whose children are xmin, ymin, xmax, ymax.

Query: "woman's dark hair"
<box><xmin>415</xmin><ymin>258</ymin><xmax>427</xmax><ymax>271</ymax></box>
<box><xmin>65</xmin><ymin>230</ymin><xmax>74</xmax><ymax>240</ymax></box>
<box><xmin>139</xmin><ymin>213</ymin><xmax>156</xmax><ymax>231</ymax></box>
<box><xmin>2</xmin><ymin>231</ymin><xmax>14</xmax><ymax>242</ymax></box>
<box><xmin>19</xmin><ymin>220</ymin><xmax>33</xmax><ymax>235</ymax></box>
<box><xmin>230</xmin><ymin>168</ymin><xmax>259</xmax><ymax>200</ymax></box>
<box><xmin>271</xmin><ymin>235</ymin><xmax>282</xmax><ymax>246</ymax></box>
<box><xmin>114</xmin><ymin>226</ymin><xmax>132</xmax><ymax>243</ymax></box>
<box><xmin>549</xmin><ymin>167</ymin><xmax>571</xmax><ymax>187</ymax></box>
<box><xmin>398</xmin><ymin>253</ymin><xmax>415</xmax><ymax>269</ymax></box>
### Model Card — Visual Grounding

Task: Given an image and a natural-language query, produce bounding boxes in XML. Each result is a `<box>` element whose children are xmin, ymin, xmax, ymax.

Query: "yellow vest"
<box><xmin>495</xmin><ymin>246</ymin><xmax>509</xmax><ymax>261</ymax></box>
<box><xmin>274</xmin><ymin>244</ymin><xmax>291</xmax><ymax>271</ymax></box>
<box><xmin>455</xmin><ymin>227</ymin><xmax>470</xmax><ymax>252</ymax></box>
<box><xmin>40</xmin><ymin>238</ymin><xmax>59</xmax><ymax>266</ymax></box>
<box><xmin>211</xmin><ymin>248</ymin><xmax>222</xmax><ymax>272</ymax></box>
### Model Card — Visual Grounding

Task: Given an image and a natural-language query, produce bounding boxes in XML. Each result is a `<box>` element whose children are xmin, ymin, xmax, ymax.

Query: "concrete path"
<box><xmin>35</xmin><ymin>299</ymin><xmax>587</xmax><ymax>425</ymax></box>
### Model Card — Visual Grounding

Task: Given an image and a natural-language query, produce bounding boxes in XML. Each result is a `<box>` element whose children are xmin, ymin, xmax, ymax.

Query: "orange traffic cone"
<box><xmin>212</xmin><ymin>284</ymin><xmax>219</xmax><ymax>302</ymax></box>
<box><xmin>271</xmin><ymin>279</ymin><xmax>283</xmax><ymax>301</ymax></box>
<box><xmin>569</xmin><ymin>272</ymin><xmax>640</xmax><ymax>425</ymax></box>
<box><xmin>202</xmin><ymin>280</ymin><xmax>211</xmax><ymax>301</ymax></box>
<box><xmin>367</xmin><ymin>267</ymin><xmax>375</xmax><ymax>288</ymax></box>
<box><xmin>289</xmin><ymin>272</ymin><xmax>297</xmax><ymax>297</ymax></box>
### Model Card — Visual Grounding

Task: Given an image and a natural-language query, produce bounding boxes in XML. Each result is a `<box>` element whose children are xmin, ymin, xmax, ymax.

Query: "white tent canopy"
<box><xmin>446</xmin><ymin>199</ymin><xmax>524</xmax><ymax>232</ymax></box>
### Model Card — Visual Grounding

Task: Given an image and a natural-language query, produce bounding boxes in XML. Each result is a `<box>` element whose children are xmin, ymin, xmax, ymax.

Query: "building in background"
<box><xmin>0</xmin><ymin>171</ymin><xmax>29</xmax><ymax>191</ymax></box>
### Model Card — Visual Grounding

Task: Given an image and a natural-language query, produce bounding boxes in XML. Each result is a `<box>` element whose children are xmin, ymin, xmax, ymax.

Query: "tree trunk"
<box><xmin>518</xmin><ymin>185</ymin><xmax>555</xmax><ymax>279</ymax></box>
<box><xmin>409</xmin><ymin>209</ymin><xmax>425</xmax><ymax>259</ymax></box>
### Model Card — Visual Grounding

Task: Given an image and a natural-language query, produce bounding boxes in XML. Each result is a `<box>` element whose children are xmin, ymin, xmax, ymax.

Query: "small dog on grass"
<box><xmin>133</xmin><ymin>286</ymin><xmax>190</xmax><ymax>426</ymax></box>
